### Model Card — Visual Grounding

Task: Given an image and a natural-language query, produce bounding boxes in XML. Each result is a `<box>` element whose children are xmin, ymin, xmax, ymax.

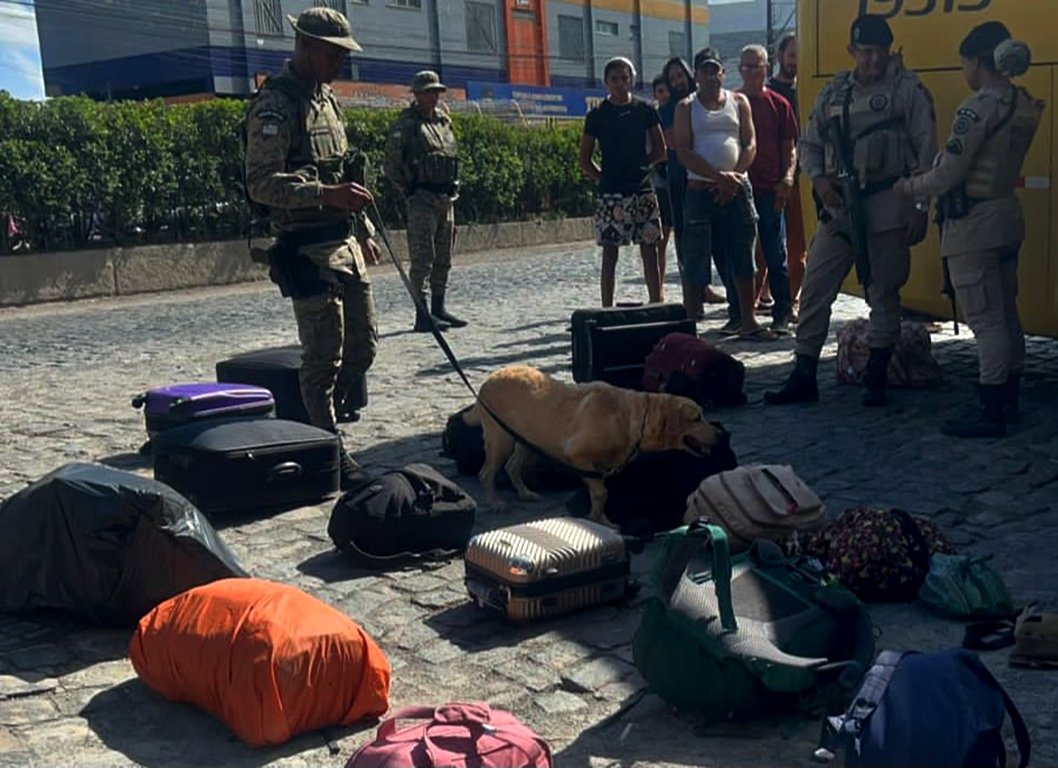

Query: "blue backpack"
<box><xmin>816</xmin><ymin>648</ymin><xmax>1030</xmax><ymax>768</ymax></box>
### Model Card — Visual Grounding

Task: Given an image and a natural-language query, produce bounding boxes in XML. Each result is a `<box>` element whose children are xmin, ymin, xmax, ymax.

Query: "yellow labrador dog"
<box><xmin>464</xmin><ymin>364</ymin><xmax>720</xmax><ymax>523</ymax></box>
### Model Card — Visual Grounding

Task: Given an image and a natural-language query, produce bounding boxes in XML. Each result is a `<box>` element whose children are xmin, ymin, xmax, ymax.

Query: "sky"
<box><xmin>0</xmin><ymin>1</ymin><xmax>45</xmax><ymax>100</ymax></box>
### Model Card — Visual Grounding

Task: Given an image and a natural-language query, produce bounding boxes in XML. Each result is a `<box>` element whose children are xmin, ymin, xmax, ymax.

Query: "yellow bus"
<box><xmin>798</xmin><ymin>0</ymin><xmax>1055</xmax><ymax>336</ymax></box>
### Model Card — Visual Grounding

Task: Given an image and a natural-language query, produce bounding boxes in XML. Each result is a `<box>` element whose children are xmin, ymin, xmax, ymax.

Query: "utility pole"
<box><xmin>766</xmin><ymin>0</ymin><xmax>797</xmax><ymax>54</ymax></box>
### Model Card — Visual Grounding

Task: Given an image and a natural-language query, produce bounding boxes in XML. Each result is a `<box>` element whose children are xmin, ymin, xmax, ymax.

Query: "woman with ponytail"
<box><xmin>894</xmin><ymin>22</ymin><xmax>1044</xmax><ymax>438</ymax></box>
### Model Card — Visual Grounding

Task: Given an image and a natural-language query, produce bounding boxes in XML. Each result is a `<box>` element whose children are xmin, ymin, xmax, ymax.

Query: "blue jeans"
<box><xmin>754</xmin><ymin>189</ymin><xmax>792</xmax><ymax>323</ymax></box>
<box><xmin>667</xmin><ymin>162</ymin><xmax>711</xmax><ymax>286</ymax></box>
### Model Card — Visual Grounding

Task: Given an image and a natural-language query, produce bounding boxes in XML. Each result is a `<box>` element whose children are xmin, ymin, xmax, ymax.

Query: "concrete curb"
<box><xmin>0</xmin><ymin>217</ymin><xmax>593</xmax><ymax>307</ymax></box>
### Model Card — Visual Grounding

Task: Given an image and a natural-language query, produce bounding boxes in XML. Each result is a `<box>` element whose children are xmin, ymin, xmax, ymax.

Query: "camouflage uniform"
<box><xmin>244</xmin><ymin>61</ymin><xmax>378</xmax><ymax>433</ymax></box>
<box><xmin>384</xmin><ymin>72</ymin><xmax>461</xmax><ymax>327</ymax></box>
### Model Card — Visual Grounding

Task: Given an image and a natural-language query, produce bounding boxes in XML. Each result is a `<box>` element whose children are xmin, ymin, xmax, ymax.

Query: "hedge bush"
<box><xmin>0</xmin><ymin>91</ymin><xmax>594</xmax><ymax>253</ymax></box>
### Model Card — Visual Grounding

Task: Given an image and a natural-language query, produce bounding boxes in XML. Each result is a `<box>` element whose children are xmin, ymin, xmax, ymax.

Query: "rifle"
<box><xmin>940</xmin><ymin>255</ymin><xmax>960</xmax><ymax>335</ymax></box>
<box><xmin>828</xmin><ymin>106</ymin><xmax>871</xmax><ymax>292</ymax></box>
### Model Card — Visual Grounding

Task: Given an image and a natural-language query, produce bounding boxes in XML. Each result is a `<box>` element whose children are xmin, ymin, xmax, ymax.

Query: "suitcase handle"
<box><xmin>269</xmin><ymin>462</ymin><xmax>303</xmax><ymax>481</ymax></box>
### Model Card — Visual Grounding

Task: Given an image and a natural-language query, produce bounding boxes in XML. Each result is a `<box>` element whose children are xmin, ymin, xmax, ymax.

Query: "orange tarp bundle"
<box><xmin>129</xmin><ymin>578</ymin><xmax>391</xmax><ymax>747</ymax></box>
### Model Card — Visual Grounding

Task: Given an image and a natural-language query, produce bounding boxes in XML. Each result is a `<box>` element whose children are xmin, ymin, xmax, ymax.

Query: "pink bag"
<box><xmin>347</xmin><ymin>702</ymin><xmax>551</xmax><ymax>768</ymax></box>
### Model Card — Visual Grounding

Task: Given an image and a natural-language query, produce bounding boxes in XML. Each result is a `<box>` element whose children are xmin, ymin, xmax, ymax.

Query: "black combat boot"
<box><xmin>413</xmin><ymin>302</ymin><xmax>451</xmax><ymax>333</ymax></box>
<box><xmin>335</xmin><ymin>434</ymin><xmax>372</xmax><ymax>491</ymax></box>
<box><xmin>333</xmin><ymin>375</ymin><xmax>367</xmax><ymax>424</ymax></box>
<box><xmin>764</xmin><ymin>354</ymin><xmax>819</xmax><ymax>405</ymax></box>
<box><xmin>431</xmin><ymin>292</ymin><xmax>467</xmax><ymax>328</ymax></box>
<box><xmin>861</xmin><ymin>348</ymin><xmax>892</xmax><ymax>407</ymax></box>
<box><xmin>941</xmin><ymin>383</ymin><xmax>1006</xmax><ymax>439</ymax></box>
<box><xmin>1005</xmin><ymin>370</ymin><xmax>1021</xmax><ymax>424</ymax></box>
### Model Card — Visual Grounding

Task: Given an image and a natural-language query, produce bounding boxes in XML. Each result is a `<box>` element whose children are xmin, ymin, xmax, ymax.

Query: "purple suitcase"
<box><xmin>132</xmin><ymin>383</ymin><xmax>275</xmax><ymax>438</ymax></box>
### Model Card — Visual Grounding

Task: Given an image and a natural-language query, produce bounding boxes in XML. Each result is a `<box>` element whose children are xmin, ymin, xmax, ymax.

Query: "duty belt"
<box><xmin>277</xmin><ymin>221</ymin><xmax>352</xmax><ymax>249</ymax></box>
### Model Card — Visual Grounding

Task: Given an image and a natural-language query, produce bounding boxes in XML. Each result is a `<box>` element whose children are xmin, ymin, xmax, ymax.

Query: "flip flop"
<box><xmin>728</xmin><ymin>327</ymin><xmax>781</xmax><ymax>342</ymax></box>
<box><xmin>963</xmin><ymin>619</ymin><xmax>1016</xmax><ymax>651</ymax></box>
<box><xmin>1010</xmin><ymin>603</ymin><xmax>1058</xmax><ymax>669</ymax></box>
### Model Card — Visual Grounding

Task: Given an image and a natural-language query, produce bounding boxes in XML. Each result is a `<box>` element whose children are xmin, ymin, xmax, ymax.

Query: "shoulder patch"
<box><xmin>261</xmin><ymin>124</ymin><xmax>280</xmax><ymax>137</ymax></box>
<box><xmin>869</xmin><ymin>93</ymin><xmax>888</xmax><ymax>112</ymax></box>
<box><xmin>256</xmin><ymin>110</ymin><xmax>286</xmax><ymax>123</ymax></box>
<box><xmin>956</xmin><ymin>108</ymin><xmax>980</xmax><ymax>123</ymax></box>
<box><xmin>953</xmin><ymin>117</ymin><xmax>973</xmax><ymax>136</ymax></box>
<box><xmin>946</xmin><ymin>139</ymin><xmax>963</xmax><ymax>156</ymax></box>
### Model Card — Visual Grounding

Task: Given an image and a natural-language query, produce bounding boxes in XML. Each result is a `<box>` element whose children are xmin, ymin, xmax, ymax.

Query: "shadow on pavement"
<box><xmin>415</xmin><ymin>344</ymin><xmax>569</xmax><ymax>377</ymax></box>
<box><xmin>0</xmin><ymin>611</ymin><xmax>130</xmax><ymax>682</ymax></box>
<box><xmin>82</xmin><ymin>677</ymin><xmax>378</xmax><ymax>768</ymax></box>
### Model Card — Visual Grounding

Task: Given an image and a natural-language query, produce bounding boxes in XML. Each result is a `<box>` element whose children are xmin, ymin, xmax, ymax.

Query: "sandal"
<box><xmin>1010</xmin><ymin>604</ymin><xmax>1058</xmax><ymax>669</ymax></box>
<box><xmin>963</xmin><ymin>619</ymin><xmax>1016</xmax><ymax>651</ymax></box>
<box><xmin>727</xmin><ymin>327</ymin><xmax>781</xmax><ymax>342</ymax></box>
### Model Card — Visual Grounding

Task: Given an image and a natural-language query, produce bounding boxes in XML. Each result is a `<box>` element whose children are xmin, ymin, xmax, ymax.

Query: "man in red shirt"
<box><xmin>738</xmin><ymin>44</ymin><xmax>798</xmax><ymax>332</ymax></box>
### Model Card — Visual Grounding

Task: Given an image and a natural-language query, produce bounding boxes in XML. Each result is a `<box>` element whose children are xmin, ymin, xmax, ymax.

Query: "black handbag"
<box><xmin>327</xmin><ymin>463</ymin><xmax>476</xmax><ymax>566</ymax></box>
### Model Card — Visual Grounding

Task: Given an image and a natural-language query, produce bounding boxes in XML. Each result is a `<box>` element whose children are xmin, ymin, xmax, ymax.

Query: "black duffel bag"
<box><xmin>327</xmin><ymin>463</ymin><xmax>476</xmax><ymax>566</ymax></box>
<box><xmin>566</xmin><ymin>424</ymin><xmax>738</xmax><ymax>537</ymax></box>
<box><xmin>441</xmin><ymin>405</ymin><xmax>581</xmax><ymax>491</ymax></box>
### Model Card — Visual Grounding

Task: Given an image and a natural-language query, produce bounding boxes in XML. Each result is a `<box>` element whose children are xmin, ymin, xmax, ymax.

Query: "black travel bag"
<box><xmin>327</xmin><ymin>464</ymin><xmax>477</xmax><ymax>565</ymax></box>
<box><xmin>566</xmin><ymin>424</ymin><xmax>738</xmax><ymax>536</ymax></box>
<box><xmin>216</xmin><ymin>344</ymin><xmax>367</xmax><ymax>424</ymax></box>
<box><xmin>152</xmin><ymin>418</ymin><xmax>340</xmax><ymax>514</ymax></box>
<box><xmin>570</xmin><ymin>303</ymin><xmax>695</xmax><ymax>389</ymax></box>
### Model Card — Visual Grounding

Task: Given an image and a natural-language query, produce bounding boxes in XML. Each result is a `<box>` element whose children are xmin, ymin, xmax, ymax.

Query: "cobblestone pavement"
<box><xmin>1</xmin><ymin>242</ymin><xmax>1056</xmax><ymax>767</ymax></box>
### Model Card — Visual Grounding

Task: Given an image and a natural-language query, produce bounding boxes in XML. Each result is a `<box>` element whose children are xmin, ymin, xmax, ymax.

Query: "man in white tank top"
<box><xmin>673</xmin><ymin>48</ymin><xmax>777</xmax><ymax>340</ymax></box>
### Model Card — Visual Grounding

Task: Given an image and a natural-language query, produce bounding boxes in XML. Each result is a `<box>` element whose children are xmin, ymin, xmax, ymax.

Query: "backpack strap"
<box><xmin>813</xmin><ymin>650</ymin><xmax>916</xmax><ymax>763</ymax></box>
<box><xmin>658</xmin><ymin>521</ymin><xmax>736</xmax><ymax>631</ymax></box>
<box><xmin>961</xmin><ymin>652</ymin><xmax>1031</xmax><ymax>768</ymax></box>
<box><xmin>998</xmin><ymin>686</ymin><xmax>1031</xmax><ymax>768</ymax></box>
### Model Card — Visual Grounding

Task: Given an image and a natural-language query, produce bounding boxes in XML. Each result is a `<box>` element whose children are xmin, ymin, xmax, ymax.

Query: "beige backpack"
<box><xmin>684</xmin><ymin>465</ymin><xmax>825</xmax><ymax>552</ymax></box>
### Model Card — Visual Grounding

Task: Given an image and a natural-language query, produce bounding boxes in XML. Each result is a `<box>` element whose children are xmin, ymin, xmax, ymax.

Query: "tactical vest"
<box><xmin>964</xmin><ymin>86</ymin><xmax>1043</xmax><ymax>200</ymax></box>
<box><xmin>404</xmin><ymin>108</ymin><xmax>460</xmax><ymax>188</ymax></box>
<box><xmin>822</xmin><ymin>63</ymin><xmax>919</xmax><ymax>187</ymax></box>
<box><xmin>242</xmin><ymin>71</ymin><xmax>350</xmax><ymax>230</ymax></box>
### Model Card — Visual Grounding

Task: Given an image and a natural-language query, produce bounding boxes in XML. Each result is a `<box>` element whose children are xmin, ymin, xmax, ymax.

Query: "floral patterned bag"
<box><xmin>804</xmin><ymin>506</ymin><xmax>955</xmax><ymax>602</ymax></box>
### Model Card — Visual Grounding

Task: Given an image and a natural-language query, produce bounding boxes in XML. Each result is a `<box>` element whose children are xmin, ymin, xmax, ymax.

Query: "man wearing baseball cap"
<box><xmin>766</xmin><ymin>14</ymin><xmax>938</xmax><ymax>408</ymax></box>
<box><xmin>384</xmin><ymin>70</ymin><xmax>466</xmax><ymax>331</ymax></box>
<box><xmin>243</xmin><ymin>7</ymin><xmax>379</xmax><ymax>489</ymax></box>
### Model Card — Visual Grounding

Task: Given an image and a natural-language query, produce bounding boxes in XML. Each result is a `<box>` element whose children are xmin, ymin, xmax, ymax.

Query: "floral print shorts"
<box><xmin>594</xmin><ymin>191</ymin><xmax>663</xmax><ymax>247</ymax></box>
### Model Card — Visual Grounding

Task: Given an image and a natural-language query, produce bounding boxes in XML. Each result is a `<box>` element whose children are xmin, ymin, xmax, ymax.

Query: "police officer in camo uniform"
<box><xmin>765</xmin><ymin>14</ymin><xmax>937</xmax><ymax>408</ymax></box>
<box><xmin>244</xmin><ymin>7</ymin><xmax>380</xmax><ymax>488</ymax></box>
<box><xmin>894</xmin><ymin>23</ymin><xmax>1043</xmax><ymax>438</ymax></box>
<box><xmin>384</xmin><ymin>71</ymin><xmax>465</xmax><ymax>332</ymax></box>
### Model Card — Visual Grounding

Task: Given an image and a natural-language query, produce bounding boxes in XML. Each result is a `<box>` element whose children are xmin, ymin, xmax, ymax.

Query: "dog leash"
<box><xmin>368</xmin><ymin>199</ymin><xmax>636</xmax><ymax>481</ymax></box>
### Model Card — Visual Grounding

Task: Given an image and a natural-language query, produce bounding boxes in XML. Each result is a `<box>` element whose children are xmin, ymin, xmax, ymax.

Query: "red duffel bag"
<box><xmin>347</xmin><ymin>702</ymin><xmax>552</xmax><ymax>767</ymax></box>
<box><xmin>643</xmin><ymin>332</ymin><xmax>746</xmax><ymax>407</ymax></box>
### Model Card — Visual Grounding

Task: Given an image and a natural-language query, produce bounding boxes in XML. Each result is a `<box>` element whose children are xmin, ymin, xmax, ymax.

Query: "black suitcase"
<box><xmin>152</xmin><ymin>418</ymin><xmax>340</xmax><ymax>514</ymax></box>
<box><xmin>215</xmin><ymin>345</ymin><xmax>367</xmax><ymax>424</ymax></box>
<box><xmin>570</xmin><ymin>304</ymin><xmax>695</xmax><ymax>389</ymax></box>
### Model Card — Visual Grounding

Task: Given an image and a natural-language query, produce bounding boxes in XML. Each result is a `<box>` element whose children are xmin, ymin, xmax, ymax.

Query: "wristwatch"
<box><xmin>913</xmin><ymin>200</ymin><xmax>930</xmax><ymax>213</ymax></box>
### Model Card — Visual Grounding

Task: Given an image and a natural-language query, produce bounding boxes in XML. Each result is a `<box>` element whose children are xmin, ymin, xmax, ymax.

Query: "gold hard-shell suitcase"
<box><xmin>464</xmin><ymin>517</ymin><xmax>630</xmax><ymax>621</ymax></box>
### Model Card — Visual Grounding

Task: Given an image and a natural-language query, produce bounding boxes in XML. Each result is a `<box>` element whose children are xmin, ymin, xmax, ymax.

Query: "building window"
<box><xmin>557</xmin><ymin>15</ymin><xmax>585</xmax><ymax>61</ymax></box>
<box><xmin>254</xmin><ymin>0</ymin><xmax>283</xmax><ymax>36</ymax></box>
<box><xmin>466</xmin><ymin>1</ymin><xmax>497</xmax><ymax>54</ymax></box>
<box><xmin>388</xmin><ymin>0</ymin><xmax>422</xmax><ymax>9</ymax></box>
<box><xmin>595</xmin><ymin>19</ymin><xmax>618</xmax><ymax>36</ymax></box>
<box><xmin>314</xmin><ymin>0</ymin><xmax>347</xmax><ymax>10</ymax></box>
<box><xmin>668</xmin><ymin>30</ymin><xmax>686</xmax><ymax>58</ymax></box>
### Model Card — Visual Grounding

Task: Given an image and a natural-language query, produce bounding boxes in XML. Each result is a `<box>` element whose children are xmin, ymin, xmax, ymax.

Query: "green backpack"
<box><xmin>632</xmin><ymin>522</ymin><xmax>876</xmax><ymax>723</ymax></box>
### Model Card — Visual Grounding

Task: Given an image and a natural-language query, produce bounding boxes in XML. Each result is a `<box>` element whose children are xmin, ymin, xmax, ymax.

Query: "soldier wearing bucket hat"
<box><xmin>242</xmin><ymin>6</ymin><xmax>380</xmax><ymax>489</ymax></box>
<box><xmin>384</xmin><ymin>70</ymin><xmax>466</xmax><ymax>332</ymax></box>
